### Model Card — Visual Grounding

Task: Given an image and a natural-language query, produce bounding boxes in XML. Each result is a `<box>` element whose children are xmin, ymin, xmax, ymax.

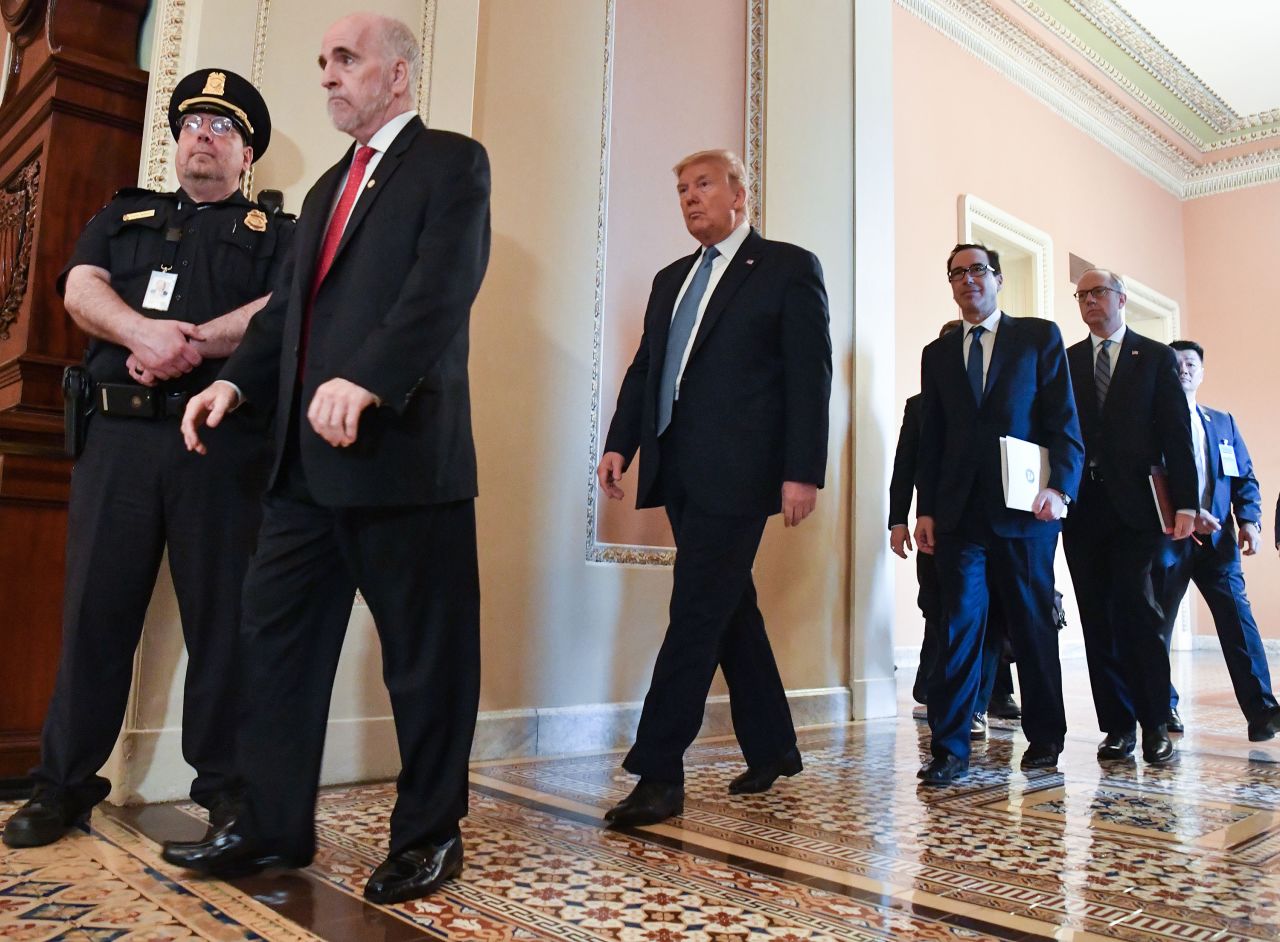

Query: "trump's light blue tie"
<box><xmin>657</xmin><ymin>246</ymin><xmax>719</xmax><ymax>435</ymax></box>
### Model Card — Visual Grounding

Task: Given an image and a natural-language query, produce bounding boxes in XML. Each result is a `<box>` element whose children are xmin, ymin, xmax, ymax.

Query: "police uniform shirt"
<box><xmin>58</xmin><ymin>188</ymin><xmax>294</xmax><ymax>395</ymax></box>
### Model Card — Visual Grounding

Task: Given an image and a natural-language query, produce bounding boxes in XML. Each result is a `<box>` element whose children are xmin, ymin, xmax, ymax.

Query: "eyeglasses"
<box><xmin>179</xmin><ymin>114</ymin><xmax>241</xmax><ymax>138</ymax></box>
<box><xmin>947</xmin><ymin>263</ymin><xmax>998</xmax><ymax>282</ymax></box>
<box><xmin>1073</xmin><ymin>286</ymin><xmax>1121</xmax><ymax>302</ymax></box>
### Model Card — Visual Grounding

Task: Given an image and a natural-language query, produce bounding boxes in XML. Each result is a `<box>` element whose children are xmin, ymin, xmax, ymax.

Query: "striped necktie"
<box><xmin>1094</xmin><ymin>339</ymin><xmax>1112</xmax><ymax>410</ymax></box>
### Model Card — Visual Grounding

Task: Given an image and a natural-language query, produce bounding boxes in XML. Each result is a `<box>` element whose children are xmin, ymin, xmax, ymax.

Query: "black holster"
<box><xmin>62</xmin><ymin>365</ymin><xmax>93</xmax><ymax>458</ymax></box>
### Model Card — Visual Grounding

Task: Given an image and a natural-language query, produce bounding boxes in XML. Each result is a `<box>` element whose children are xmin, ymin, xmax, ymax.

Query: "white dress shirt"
<box><xmin>671</xmin><ymin>221</ymin><xmax>751</xmax><ymax>396</ymax></box>
<box><xmin>962</xmin><ymin>309</ymin><xmax>1002</xmax><ymax>387</ymax></box>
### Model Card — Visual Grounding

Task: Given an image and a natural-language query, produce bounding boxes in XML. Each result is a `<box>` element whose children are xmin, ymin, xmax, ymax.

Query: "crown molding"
<box><xmin>1020</xmin><ymin>0</ymin><xmax>1280</xmax><ymax>151</ymax></box>
<box><xmin>896</xmin><ymin>0</ymin><xmax>1280</xmax><ymax>200</ymax></box>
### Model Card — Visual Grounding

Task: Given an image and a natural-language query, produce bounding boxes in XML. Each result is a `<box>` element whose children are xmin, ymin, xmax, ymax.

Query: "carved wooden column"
<box><xmin>0</xmin><ymin>0</ymin><xmax>149</xmax><ymax>779</ymax></box>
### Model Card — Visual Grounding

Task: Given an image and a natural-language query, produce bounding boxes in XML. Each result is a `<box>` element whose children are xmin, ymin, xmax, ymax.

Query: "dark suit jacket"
<box><xmin>223</xmin><ymin>118</ymin><xmax>491</xmax><ymax>507</ymax></box>
<box><xmin>1064</xmin><ymin>329</ymin><xmax>1196</xmax><ymax>532</ymax></box>
<box><xmin>888</xmin><ymin>394</ymin><xmax>921</xmax><ymax>528</ymax></box>
<box><xmin>603</xmin><ymin>228</ymin><xmax>831</xmax><ymax>517</ymax></box>
<box><xmin>1158</xmin><ymin>404</ymin><xmax>1261</xmax><ymax>565</ymax></box>
<box><xmin>917</xmin><ymin>313</ymin><xmax>1083</xmax><ymax>537</ymax></box>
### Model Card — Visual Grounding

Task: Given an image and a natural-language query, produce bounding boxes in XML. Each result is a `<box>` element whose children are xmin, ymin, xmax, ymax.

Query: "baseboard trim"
<box><xmin>111</xmin><ymin>686</ymin><xmax>853</xmax><ymax>805</ymax></box>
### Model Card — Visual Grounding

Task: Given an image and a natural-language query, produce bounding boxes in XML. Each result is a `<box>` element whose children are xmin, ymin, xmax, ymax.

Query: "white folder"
<box><xmin>1000</xmin><ymin>435</ymin><xmax>1064</xmax><ymax>517</ymax></box>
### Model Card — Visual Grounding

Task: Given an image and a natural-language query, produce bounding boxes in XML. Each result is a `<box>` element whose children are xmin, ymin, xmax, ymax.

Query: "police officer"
<box><xmin>2</xmin><ymin>69</ymin><xmax>293</xmax><ymax>848</ymax></box>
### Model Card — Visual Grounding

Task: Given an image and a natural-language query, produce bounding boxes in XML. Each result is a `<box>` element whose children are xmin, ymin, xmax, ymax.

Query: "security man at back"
<box><xmin>2</xmin><ymin>69</ymin><xmax>292</xmax><ymax>849</ymax></box>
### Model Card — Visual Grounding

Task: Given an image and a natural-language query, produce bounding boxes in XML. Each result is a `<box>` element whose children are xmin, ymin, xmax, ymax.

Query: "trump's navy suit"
<box><xmin>917</xmin><ymin>314</ymin><xmax>1083</xmax><ymax>762</ymax></box>
<box><xmin>1153</xmin><ymin>404</ymin><xmax>1277</xmax><ymax>723</ymax></box>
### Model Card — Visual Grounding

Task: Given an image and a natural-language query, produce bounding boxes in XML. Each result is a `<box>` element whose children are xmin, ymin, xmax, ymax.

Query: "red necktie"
<box><xmin>300</xmin><ymin>145</ymin><xmax>376</xmax><ymax>369</ymax></box>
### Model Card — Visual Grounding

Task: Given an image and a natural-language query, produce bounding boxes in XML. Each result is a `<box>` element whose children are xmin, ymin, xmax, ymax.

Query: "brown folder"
<box><xmin>1149</xmin><ymin>465</ymin><xmax>1174</xmax><ymax>533</ymax></box>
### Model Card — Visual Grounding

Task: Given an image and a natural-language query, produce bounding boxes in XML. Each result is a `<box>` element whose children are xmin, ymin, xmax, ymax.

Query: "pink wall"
<box><xmin>1182</xmin><ymin>187</ymin><xmax>1280</xmax><ymax>638</ymax></box>
<box><xmin>894</xmin><ymin>5</ymin><xmax>1280</xmax><ymax>642</ymax></box>
<box><xmin>596</xmin><ymin>0</ymin><xmax>746</xmax><ymax>547</ymax></box>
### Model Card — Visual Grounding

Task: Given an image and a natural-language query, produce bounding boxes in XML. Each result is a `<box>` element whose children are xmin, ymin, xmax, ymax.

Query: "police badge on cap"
<box><xmin>168</xmin><ymin>68</ymin><xmax>272</xmax><ymax>161</ymax></box>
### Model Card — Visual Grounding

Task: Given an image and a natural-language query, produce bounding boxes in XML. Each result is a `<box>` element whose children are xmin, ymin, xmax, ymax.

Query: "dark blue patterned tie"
<box><xmin>657</xmin><ymin>246</ymin><xmax>720</xmax><ymax>435</ymax></box>
<box><xmin>1094</xmin><ymin>339</ymin><xmax>1112</xmax><ymax>411</ymax></box>
<box><xmin>967</xmin><ymin>325</ymin><xmax>986</xmax><ymax>404</ymax></box>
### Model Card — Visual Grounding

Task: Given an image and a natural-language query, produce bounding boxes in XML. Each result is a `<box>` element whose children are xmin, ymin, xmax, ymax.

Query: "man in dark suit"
<box><xmin>1063</xmin><ymin>268</ymin><xmax>1196</xmax><ymax>765</ymax></box>
<box><xmin>913</xmin><ymin>244</ymin><xmax>1083</xmax><ymax>785</ymax></box>
<box><xmin>1152</xmin><ymin>340</ymin><xmax>1280</xmax><ymax>741</ymax></box>
<box><xmin>161</xmin><ymin>14</ymin><xmax>489</xmax><ymax>905</ymax></box>
<box><xmin>596</xmin><ymin>149</ymin><xmax>831</xmax><ymax>827</ymax></box>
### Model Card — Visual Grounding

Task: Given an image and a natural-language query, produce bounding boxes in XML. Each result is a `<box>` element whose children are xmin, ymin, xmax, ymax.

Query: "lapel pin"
<box><xmin>366</xmin><ymin>179</ymin><xmax>376</xmax><ymax>189</ymax></box>
<box><xmin>1130</xmin><ymin>350</ymin><xmax>1139</xmax><ymax>355</ymax></box>
<box><xmin>745</xmin><ymin>258</ymin><xmax>755</xmax><ymax>266</ymax></box>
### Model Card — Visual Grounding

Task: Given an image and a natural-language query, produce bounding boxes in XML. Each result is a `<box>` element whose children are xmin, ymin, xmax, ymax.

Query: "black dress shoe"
<box><xmin>364</xmin><ymin>836</ymin><xmax>463</xmax><ymax>905</ymax></box>
<box><xmin>916</xmin><ymin>754</ymin><xmax>968</xmax><ymax>786</ymax></box>
<box><xmin>969</xmin><ymin>713</ymin><xmax>988</xmax><ymax>739</ymax></box>
<box><xmin>604</xmin><ymin>780</ymin><xmax>684</xmax><ymax>827</ymax></box>
<box><xmin>1096</xmin><ymin>731</ymin><xmax>1136</xmax><ymax>761</ymax></box>
<box><xmin>1020</xmin><ymin>742</ymin><xmax>1060</xmax><ymax>770</ymax></box>
<box><xmin>1248</xmin><ymin>708</ymin><xmax>1280</xmax><ymax>742</ymax></box>
<box><xmin>1</xmin><ymin>792</ymin><xmax>90</xmax><ymax>848</ymax></box>
<box><xmin>1166</xmin><ymin>708</ymin><xmax>1184</xmax><ymax>733</ymax></box>
<box><xmin>162</xmin><ymin>823</ymin><xmax>308</xmax><ymax>877</ymax></box>
<box><xmin>728</xmin><ymin>747</ymin><xmax>802</xmax><ymax>795</ymax></box>
<box><xmin>1142</xmin><ymin>727</ymin><xmax>1174</xmax><ymax>764</ymax></box>
<box><xmin>987</xmin><ymin>694</ymin><xmax>1022</xmax><ymax>720</ymax></box>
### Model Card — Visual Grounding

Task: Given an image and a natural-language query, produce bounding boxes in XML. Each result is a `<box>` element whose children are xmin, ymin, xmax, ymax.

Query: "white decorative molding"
<box><xmin>1060</xmin><ymin>0</ymin><xmax>1279</xmax><ymax>139</ymax></box>
<box><xmin>895</xmin><ymin>0</ymin><xmax>1280</xmax><ymax>199</ymax></box>
<box><xmin>417</xmin><ymin>0</ymin><xmax>438</xmax><ymax>123</ymax></box>
<box><xmin>959</xmin><ymin>194</ymin><xmax>1054</xmax><ymax>319</ymax></box>
<box><xmin>585</xmin><ymin>0</ymin><xmax>766</xmax><ymax>566</ymax></box>
<box><xmin>141</xmin><ymin>0</ymin><xmax>188</xmax><ymax>191</ymax></box>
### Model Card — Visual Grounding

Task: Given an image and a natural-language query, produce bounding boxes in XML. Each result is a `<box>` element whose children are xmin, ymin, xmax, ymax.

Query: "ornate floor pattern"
<box><xmin>2</xmin><ymin>652</ymin><xmax>1278</xmax><ymax>941</ymax></box>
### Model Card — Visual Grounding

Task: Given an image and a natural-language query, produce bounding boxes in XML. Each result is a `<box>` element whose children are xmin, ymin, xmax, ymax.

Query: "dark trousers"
<box><xmin>913</xmin><ymin>552</ymin><xmax>1005</xmax><ymax>709</ymax></box>
<box><xmin>36</xmin><ymin>414</ymin><xmax>268</xmax><ymax>811</ymax></box>
<box><xmin>1154</xmin><ymin>539</ymin><xmax>1278</xmax><ymax>722</ymax></box>
<box><xmin>928</xmin><ymin>503</ymin><xmax>1063</xmax><ymax>762</ymax></box>
<box><xmin>1063</xmin><ymin>477</ymin><xmax>1170</xmax><ymax>734</ymax></box>
<box><xmin>234</xmin><ymin>452</ymin><xmax>480</xmax><ymax>861</ymax></box>
<box><xmin>623</xmin><ymin>470</ymin><xmax>795</xmax><ymax>785</ymax></box>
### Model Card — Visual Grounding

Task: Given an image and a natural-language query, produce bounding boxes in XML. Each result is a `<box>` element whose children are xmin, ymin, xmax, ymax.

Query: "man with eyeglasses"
<box><xmin>913</xmin><ymin>244</ymin><xmax>1082</xmax><ymax>785</ymax></box>
<box><xmin>1063</xmin><ymin>269</ymin><xmax>1197</xmax><ymax>766</ymax></box>
<box><xmin>1150</xmin><ymin>341</ymin><xmax>1280</xmax><ymax>742</ymax></box>
<box><xmin>2</xmin><ymin>69</ymin><xmax>292</xmax><ymax>849</ymax></box>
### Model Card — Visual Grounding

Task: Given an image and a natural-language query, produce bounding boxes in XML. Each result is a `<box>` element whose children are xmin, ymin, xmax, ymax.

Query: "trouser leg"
<box><xmin>36</xmin><ymin>418</ymin><xmax>167</xmax><ymax>809</ymax></box>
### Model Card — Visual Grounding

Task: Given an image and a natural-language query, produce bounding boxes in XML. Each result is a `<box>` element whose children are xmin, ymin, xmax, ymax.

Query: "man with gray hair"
<box><xmin>1063</xmin><ymin>267</ymin><xmax>1197</xmax><ymax>765</ymax></box>
<box><xmin>597</xmin><ymin>149</ymin><xmax>831</xmax><ymax>826</ymax></box>
<box><xmin>163</xmin><ymin>12</ymin><xmax>490</xmax><ymax>905</ymax></box>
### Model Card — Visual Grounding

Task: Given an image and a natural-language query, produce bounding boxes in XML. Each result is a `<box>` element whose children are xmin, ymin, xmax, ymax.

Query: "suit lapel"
<box><xmin>1069</xmin><ymin>340</ymin><xmax>1098</xmax><ymax>425</ymax></box>
<box><xmin>297</xmin><ymin>158</ymin><xmax>348</xmax><ymax>292</ymax></box>
<box><xmin>330</xmin><ymin>118</ymin><xmax>422</xmax><ymax>266</ymax></box>
<box><xmin>651</xmin><ymin>254</ymin><xmax>697</xmax><ymax>360</ymax></box>
<box><xmin>1106</xmin><ymin>328</ymin><xmax>1145</xmax><ymax>413</ymax></box>
<box><xmin>687</xmin><ymin>228</ymin><xmax>763</xmax><ymax>361</ymax></box>
<box><xmin>1199</xmin><ymin>406</ymin><xmax>1219</xmax><ymax>478</ymax></box>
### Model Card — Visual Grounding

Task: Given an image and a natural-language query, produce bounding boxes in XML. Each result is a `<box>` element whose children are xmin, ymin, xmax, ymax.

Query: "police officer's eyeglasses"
<box><xmin>1072</xmin><ymin>286</ymin><xmax>1121</xmax><ymax>302</ymax></box>
<box><xmin>946</xmin><ymin>263</ymin><xmax>998</xmax><ymax>282</ymax></box>
<box><xmin>179</xmin><ymin>114</ymin><xmax>240</xmax><ymax>137</ymax></box>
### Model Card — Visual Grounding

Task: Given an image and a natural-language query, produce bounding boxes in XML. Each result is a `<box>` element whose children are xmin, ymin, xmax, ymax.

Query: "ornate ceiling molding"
<box><xmin>896</xmin><ymin>0</ymin><xmax>1280</xmax><ymax>199</ymax></box>
<box><xmin>1019</xmin><ymin>0</ymin><xmax>1280</xmax><ymax>150</ymax></box>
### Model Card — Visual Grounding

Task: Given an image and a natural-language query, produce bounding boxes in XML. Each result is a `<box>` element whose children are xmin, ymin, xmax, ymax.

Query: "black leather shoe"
<box><xmin>1</xmin><ymin>792</ymin><xmax>90</xmax><ymax>848</ymax></box>
<box><xmin>970</xmin><ymin>713</ymin><xmax>988</xmax><ymax>739</ymax></box>
<box><xmin>161</xmin><ymin>823</ymin><xmax>308</xmax><ymax>877</ymax></box>
<box><xmin>987</xmin><ymin>694</ymin><xmax>1022</xmax><ymax>720</ymax></box>
<box><xmin>1166</xmin><ymin>708</ymin><xmax>1184</xmax><ymax>733</ymax></box>
<box><xmin>728</xmin><ymin>747</ymin><xmax>802</xmax><ymax>795</ymax></box>
<box><xmin>1142</xmin><ymin>727</ymin><xmax>1175</xmax><ymax>764</ymax></box>
<box><xmin>1020</xmin><ymin>742</ymin><xmax>1060</xmax><ymax>770</ymax></box>
<box><xmin>201</xmin><ymin>794</ymin><xmax>242</xmax><ymax>842</ymax></box>
<box><xmin>604</xmin><ymin>780</ymin><xmax>684</xmax><ymax>827</ymax></box>
<box><xmin>1096</xmin><ymin>731</ymin><xmax>1136</xmax><ymax>761</ymax></box>
<box><xmin>1248</xmin><ymin>708</ymin><xmax>1280</xmax><ymax>742</ymax></box>
<box><xmin>364</xmin><ymin>836</ymin><xmax>463</xmax><ymax>905</ymax></box>
<box><xmin>917</xmin><ymin>754</ymin><xmax>968</xmax><ymax>786</ymax></box>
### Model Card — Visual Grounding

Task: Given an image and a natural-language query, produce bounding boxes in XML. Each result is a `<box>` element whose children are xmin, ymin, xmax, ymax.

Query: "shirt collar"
<box><xmin>363</xmin><ymin>110</ymin><xmax>417</xmax><ymax>155</ymax></box>
<box><xmin>703</xmin><ymin>221</ymin><xmax>751</xmax><ymax>264</ymax></box>
<box><xmin>1092</xmin><ymin>324</ymin><xmax>1126</xmax><ymax>350</ymax></box>
<box><xmin>969</xmin><ymin>309</ymin><xmax>1001</xmax><ymax>335</ymax></box>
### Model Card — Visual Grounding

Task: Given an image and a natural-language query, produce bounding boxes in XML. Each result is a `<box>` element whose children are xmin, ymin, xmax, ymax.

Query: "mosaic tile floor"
<box><xmin>2</xmin><ymin>651</ymin><xmax>1278</xmax><ymax>941</ymax></box>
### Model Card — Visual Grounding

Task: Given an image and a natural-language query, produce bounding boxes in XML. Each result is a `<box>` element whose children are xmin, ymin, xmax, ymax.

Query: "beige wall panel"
<box><xmin>595</xmin><ymin>0</ymin><xmax>746</xmax><ymax>549</ymax></box>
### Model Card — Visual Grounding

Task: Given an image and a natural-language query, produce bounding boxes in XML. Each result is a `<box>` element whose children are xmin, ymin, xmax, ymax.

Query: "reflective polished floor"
<box><xmin>2</xmin><ymin>651</ymin><xmax>1278</xmax><ymax>941</ymax></box>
